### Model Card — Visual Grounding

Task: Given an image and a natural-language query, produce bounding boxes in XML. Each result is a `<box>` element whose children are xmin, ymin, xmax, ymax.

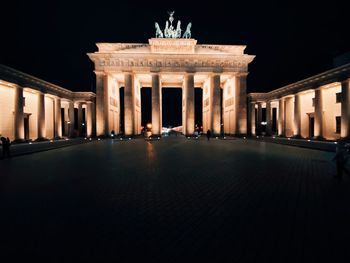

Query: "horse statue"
<box><xmin>164</xmin><ymin>21</ymin><xmax>170</xmax><ymax>38</ymax></box>
<box><xmin>182</xmin><ymin>22</ymin><xmax>192</xmax><ymax>39</ymax></box>
<box><xmin>155</xmin><ymin>22</ymin><xmax>163</xmax><ymax>38</ymax></box>
<box><xmin>175</xmin><ymin>20</ymin><xmax>182</xmax><ymax>38</ymax></box>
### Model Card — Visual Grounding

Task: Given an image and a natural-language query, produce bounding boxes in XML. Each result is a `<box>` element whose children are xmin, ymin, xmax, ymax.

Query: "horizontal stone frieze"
<box><xmin>95</xmin><ymin>58</ymin><xmax>249</xmax><ymax>72</ymax></box>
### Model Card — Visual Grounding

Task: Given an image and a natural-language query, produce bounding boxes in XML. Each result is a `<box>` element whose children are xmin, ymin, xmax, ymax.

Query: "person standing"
<box><xmin>206</xmin><ymin>129</ymin><xmax>211</xmax><ymax>141</ymax></box>
<box><xmin>1</xmin><ymin>137</ymin><xmax>11</xmax><ymax>159</ymax></box>
<box><xmin>333</xmin><ymin>140</ymin><xmax>349</xmax><ymax>178</ymax></box>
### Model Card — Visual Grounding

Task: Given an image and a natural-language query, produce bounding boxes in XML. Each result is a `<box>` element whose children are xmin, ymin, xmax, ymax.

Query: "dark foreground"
<box><xmin>1</xmin><ymin>138</ymin><xmax>350</xmax><ymax>262</ymax></box>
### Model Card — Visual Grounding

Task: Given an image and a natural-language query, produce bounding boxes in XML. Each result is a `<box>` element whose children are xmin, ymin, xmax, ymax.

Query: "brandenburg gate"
<box><xmin>88</xmin><ymin>12</ymin><xmax>255</xmax><ymax>136</ymax></box>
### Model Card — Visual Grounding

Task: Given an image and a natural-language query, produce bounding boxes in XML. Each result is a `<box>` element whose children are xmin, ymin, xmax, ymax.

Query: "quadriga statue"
<box><xmin>182</xmin><ymin>22</ymin><xmax>192</xmax><ymax>39</ymax></box>
<box><xmin>155</xmin><ymin>22</ymin><xmax>163</xmax><ymax>38</ymax></box>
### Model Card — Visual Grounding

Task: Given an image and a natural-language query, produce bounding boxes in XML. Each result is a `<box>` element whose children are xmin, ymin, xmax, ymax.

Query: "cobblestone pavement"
<box><xmin>1</xmin><ymin>138</ymin><xmax>350</xmax><ymax>262</ymax></box>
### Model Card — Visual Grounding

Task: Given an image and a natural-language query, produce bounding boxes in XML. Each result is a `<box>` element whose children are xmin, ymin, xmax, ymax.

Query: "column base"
<box><xmin>11</xmin><ymin>139</ymin><xmax>26</xmax><ymax>144</ymax></box>
<box><xmin>312</xmin><ymin>136</ymin><xmax>326</xmax><ymax>141</ymax></box>
<box><xmin>35</xmin><ymin>137</ymin><xmax>49</xmax><ymax>142</ymax></box>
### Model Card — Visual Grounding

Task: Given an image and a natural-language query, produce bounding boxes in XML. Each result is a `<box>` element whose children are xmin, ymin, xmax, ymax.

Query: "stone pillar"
<box><xmin>257</xmin><ymin>102</ymin><xmax>262</xmax><ymax>135</ymax></box>
<box><xmin>266</xmin><ymin>101</ymin><xmax>272</xmax><ymax>136</ymax></box>
<box><xmin>54</xmin><ymin>97</ymin><xmax>62</xmax><ymax>138</ymax></box>
<box><xmin>293</xmin><ymin>93</ymin><xmax>301</xmax><ymax>137</ymax></box>
<box><xmin>37</xmin><ymin>92</ymin><xmax>46</xmax><ymax>139</ymax></box>
<box><xmin>86</xmin><ymin>101</ymin><xmax>93</xmax><ymax>137</ymax></box>
<box><xmin>249</xmin><ymin>102</ymin><xmax>256</xmax><ymax>135</ymax></box>
<box><xmin>95</xmin><ymin>72</ymin><xmax>106</xmax><ymax>136</ymax></box>
<box><xmin>14</xmin><ymin>86</ymin><xmax>24</xmax><ymax>141</ymax></box>
<box><xmin>278</xmin><ymin>98</ymin><xmax>285</xmax><ymax>136</ymax></box>
<box><xmin>185</xmin><ymin>73</ymin><xmax>195</xmax><ymax>135</ymax></box>
<box><xmin>210</xmin><ymin>74</ymin><xmax>221</xmax><ymax>135</ymax></box>
<box><xmin>341</xmin><ymin>79</ymin><xmax>350</xmax><ymax>138</ymax></box>
<box><xmin>124</xmin><ymin>73</ymin><xmax>135</xmax><ymax>136</ymax></box>
<box><xmin>68</xmin><ymin>101</ymin><xmax>75</xmax><ymax>137</ymax></box>
<box><xmin>151</xmin><ymin>73</ymin><xmax>161</xmax><ymax>136</ymax></box>
<box><xmin>235</xmin><ymin>75</ymin><xmax>247</xmax><ymax>135</ymax></box>
<box><xmin>314</xmin><ymin>88</ymin><xmax>323</xmax><ymax>138</ymax></box>
<box><xmin>77</xmin><ymin>102</ymin><xmax>83</xmax><ymax>136</ymax></box>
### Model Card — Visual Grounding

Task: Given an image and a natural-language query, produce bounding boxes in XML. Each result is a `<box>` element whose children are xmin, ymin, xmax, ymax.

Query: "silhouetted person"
<box><xmin>206</xmin><ymin>129</ymin><xmax>211</xmax><ymax>141</ymax></box>
<box><xmin>333</xmin><ymin>140</ymin><xmax>350</xmax><ymax>178</ymax></box>
<box><xmin>1</xmin><ymin>136</ymin><xmax>11</xmax><ymax>159</ymax></box>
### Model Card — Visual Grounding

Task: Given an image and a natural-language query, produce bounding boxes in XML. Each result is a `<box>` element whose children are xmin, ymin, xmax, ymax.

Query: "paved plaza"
<box><xmin>1</xmin><ymin>138</ymin><xmax>350</xmax><ymax>262</ymax></box>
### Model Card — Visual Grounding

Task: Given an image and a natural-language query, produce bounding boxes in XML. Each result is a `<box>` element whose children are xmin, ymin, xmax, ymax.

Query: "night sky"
<box><xmin>2</xmin><ymin>0</ymin><xmax>349</xmax><ymax>126</ymax></box>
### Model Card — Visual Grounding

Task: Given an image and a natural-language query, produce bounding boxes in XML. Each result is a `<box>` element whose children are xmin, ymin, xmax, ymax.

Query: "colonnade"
<box><xmin>95</xmin><ymin>71</ymin><xmax>248</xmax><ymax>137</ymax></box>
<box><xmin>249</xmin><ymin>78</ymin><xmax>350</xmax><ymax>140</ymax></box>
<box><xmin>10</xmin><ymin>85</ymin><xmax>95</xmax><ymax>141</ymax></box>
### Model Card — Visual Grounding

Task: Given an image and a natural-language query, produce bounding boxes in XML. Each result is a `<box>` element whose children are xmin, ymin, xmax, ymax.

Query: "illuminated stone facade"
<box><xmin>248</xmin><ymin>63</ymin><xmax>350</xmax><ymax>140</ymax></box>
<box><xmin>88</xmin><ymin>38</ymin><xmax>255</xmax><ymax>136</ymax></box>
<box><xmin>0</xmin><ymin>64</ymin><xmax>95</xmax><ymax>141</ymax></box>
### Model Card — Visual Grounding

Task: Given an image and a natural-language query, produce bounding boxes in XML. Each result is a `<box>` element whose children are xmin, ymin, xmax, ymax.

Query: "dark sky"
<box><xmin>2</xmin><ymin>0</ymin><xmax>349</xmax><ymax>94</ymax></box>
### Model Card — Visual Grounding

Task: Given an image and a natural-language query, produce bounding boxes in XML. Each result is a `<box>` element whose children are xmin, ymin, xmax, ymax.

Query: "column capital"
<box><xmin>209</xmin><ymin>72</ymin><xmax>221</xmax><ymax>77</ymax></box>
<box><xmin>150</xmin><ymin>69</ymin><xmax>161</xmax><ymax>74</ymax></box>
<box><xmin>236</xmin><ymin>72</ymin><xmax>249</xmax><ymax>77</ymax></box>
<box><xmin>341</xmin><ymin>79</ymin><xmax>350</xmax><ymax>85</ymax></box>
<box><xmin>185</xmin><ymin>70</ymin><xmax>196</xmax><ymax>75</ymax></box>
<box><xmin>94</xmin><ymin>71</ymin><xmax>105</xmax><ymax>76</ymax></box>
<box><xmin>122</xmin><ymin>70</ymin><xmax>134</xmax><ymax>75</ymax></box>
<box><xmin>314</xmin><ymin>86</ymin><xmax>324</xmax><ymax>91</ymax></box>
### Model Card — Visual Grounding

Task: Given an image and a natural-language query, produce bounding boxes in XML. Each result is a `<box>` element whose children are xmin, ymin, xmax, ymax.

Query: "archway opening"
<box><xmin>141</xmin><ymin>87</ymin><xmax>152</xmax><ymax>128</ymax></box>
<box><xmin>162</xmin><ymin>88</ymin><xmax>182</xmax><ymax>130</ymax></box>
<box><xmin>195</xmin><ymin>88</ymin><xmax>203</xmax><ymax>133</ymax></box>
<box><xmin>119</xmin><ymin>87</ymin><xmax>125</xmax><ymax>134</ymax></box>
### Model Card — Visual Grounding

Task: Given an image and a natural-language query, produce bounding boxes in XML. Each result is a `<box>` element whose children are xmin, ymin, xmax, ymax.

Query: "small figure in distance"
<box><xmin>111</xmin><ymin>130</ymin><xmax>115</xmax><ymax>138</ymax></box>
<box><xmin>206</xmin><ymin>129</ymin><xmax>211</xmax><ymax>141</ymax></box>
<box><xmin>332</xmin><ymin>139</ymin><xmax>350</xmax><ymax>179</ymax></box>
<box><xmin>1</xmin><ymin>136</ymin><xmax>11</xmax><ymax>159</ymax></box>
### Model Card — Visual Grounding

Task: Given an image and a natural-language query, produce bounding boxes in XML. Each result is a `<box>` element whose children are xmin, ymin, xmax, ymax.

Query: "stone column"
<box><xmin>95</xmin><ymin>72</ymin><xmax>105</xmax><ymax>136</ymax></box>
<box><xmin>210</xmin><ymin>74</ymin><xmax>221</xmax><ymax>135</ymax></box>
<box><xmin>249</xmin><ymin>102</ymin><xmax>256</xmax><ymax>135</ymax></box>
<box><xmin>86</xmin><ymin>101</ymin><xmax>93</xmax><ymax>137</ymax></box>
<box><xmin>14</xmin><ymin>86</ymin><xmax>24</xmax><ymax>141</ymax></box>
<box><xmin>235</xmin><ymin>75</ymin><xmax>247</xmax><ymax>135</ymax></box>
<box><xmin>37</xmin><ymin>91</ymin><xmax>46</xmax><ymax>139</ymax></box>
<box><xmin>278</xmin><ymin>98</ymin><xmax>285</xmax><ymax>136</ymax></box>
<box><xmin>151</xmin><ymin>73</ymin><xmax>161</xmax><ymax>136</ymax></box>
<box><xmin>68</xmin><ymin>101</ymin><xmax>75</xmax><ymax>137</ymax></box>
<box><xmin>257</xmin><ymin>102</ymin><xmax>262</xmax><ymax>135</ymax></box>
<box><xmin>341</xmin><ymin>79</ymin><xmax>350</xmax><ymax>138</ymax></box>
<box><xmin>266</xmin><ymin>101</ymin><xmax>272</xmax><ymax>136</ymax></box>
<box><xmin>314</xmin><ymin>88</ymin><xmax>323</xmax><ymax>138</ymax></box>
<box><xmin>293</xmin><ymin>93</ymin><xmax>301</xmax><ymax>137</ymax></box>
<box><xmin>124</xmin><ymin>73</ymin><xmax>135</xmax><ymax>136</ymax></box>
<box><xmin>77</xmin><ymin>102</ymin><xmax>83</xmax><ymax>136</ymax></box>
<box><xmin>54</xmin><ymin>97</ymin><xmax>62</xmax><ymax>138</ymax></box>
<box><xmin>185</xmin><ymin>73</ymin><xmax>195</xmax><ymax>135</ymax></box>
